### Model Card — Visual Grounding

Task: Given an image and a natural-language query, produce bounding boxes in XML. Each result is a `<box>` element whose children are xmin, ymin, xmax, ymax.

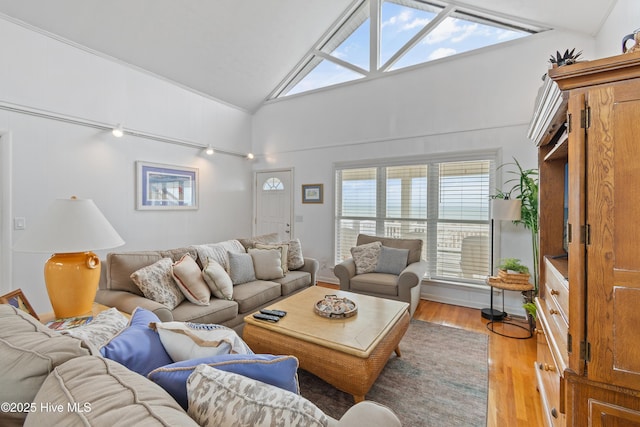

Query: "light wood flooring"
<box><xmin>319</xmin><ymin>282</ymin><xmax>544</xmax><ymax>427</ymax></box>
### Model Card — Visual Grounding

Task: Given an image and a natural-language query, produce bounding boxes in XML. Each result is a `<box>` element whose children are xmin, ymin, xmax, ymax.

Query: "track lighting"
<box><xmin>112</xmin><ymin>124</ymin><xmax>124</xmax><ymax>138</ymax></box>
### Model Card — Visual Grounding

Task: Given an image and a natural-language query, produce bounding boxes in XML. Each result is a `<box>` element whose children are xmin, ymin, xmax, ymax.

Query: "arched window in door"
<box><xmin>263</xmin><ymin>177</ymin><xmax>284</xmax><ymax>191</ymax></box>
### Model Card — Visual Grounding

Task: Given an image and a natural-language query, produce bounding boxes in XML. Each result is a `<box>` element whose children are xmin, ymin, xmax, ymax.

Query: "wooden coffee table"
<box><xmin>243</xmin><ymin>286</ymin><xmax>410</xmax><ymax>402</ymax></box>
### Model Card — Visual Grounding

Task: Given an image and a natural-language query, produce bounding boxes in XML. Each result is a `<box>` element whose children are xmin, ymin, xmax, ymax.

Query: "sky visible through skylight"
<box><xmin>285</xmin><ymin>1</ymin><xmax>528</xmax><ymax>96</ymax></box>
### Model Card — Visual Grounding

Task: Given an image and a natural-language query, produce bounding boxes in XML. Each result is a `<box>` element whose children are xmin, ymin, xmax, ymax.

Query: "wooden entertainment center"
<box><xmin>531</xmin><ymin>51</ymin><xmax>640</xmax><ymax>426</ymax></box>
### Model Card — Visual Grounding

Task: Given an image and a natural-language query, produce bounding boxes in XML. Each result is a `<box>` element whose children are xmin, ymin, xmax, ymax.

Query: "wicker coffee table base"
<box><xmin>243</xmin><ymin>310</ymin><xmax>410</xmax><ymax>403</ymax></box>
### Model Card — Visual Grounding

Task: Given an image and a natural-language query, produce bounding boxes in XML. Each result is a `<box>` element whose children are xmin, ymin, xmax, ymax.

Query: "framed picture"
<box><xmin>302</xmin><ymin>184</ymin><xmax>323</xmax><ymax>204</ymax></box>
<box><xmin>136</xmin><ymin>161</ymin><xmax>199</xmax><ymax>210</ymax></box>
<box><xmin>0</xmin><ymin>289</ymin><xmax>39</xmax><ymax>320</ymax></box>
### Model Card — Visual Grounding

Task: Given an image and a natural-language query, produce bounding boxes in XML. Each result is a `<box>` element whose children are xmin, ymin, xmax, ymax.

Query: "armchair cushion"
<box><xmin>350</xmin><ymin>241</ymin><xmax>382</xmax><ymax>274</ymax></box>
<box><xmin>374</xmin><ymin>246</ymin><xmax>409</xmax><ymax>275</ymax></box>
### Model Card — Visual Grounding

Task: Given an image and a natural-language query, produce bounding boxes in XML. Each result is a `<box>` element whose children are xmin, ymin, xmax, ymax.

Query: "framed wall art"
<box><xmin>0</xmin><ymin>288</ymin><xmax>39</xmax><ymax>320</ymax></box>
<box><xmin>136</xmin><ymin>161</ymin><xmax>199</xmax><ymax>210</ymax></box>
<box><xmin>302</xmin><ymin>184</ymin><xmax>323</xmax><ymax>204</ymax></box>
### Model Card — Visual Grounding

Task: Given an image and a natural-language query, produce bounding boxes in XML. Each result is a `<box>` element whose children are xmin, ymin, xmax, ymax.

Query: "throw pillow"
<box><xmin>202</xmin><ymin>258</ymin><xmax>233</xmax><ymax>300</ymax></box>
<box><xmin>187</xmin><ymin>364</ymin><xmax>328</xmax><ymax>427</ymax></box>
<box><xmin>237</xmin><ymin>232</ymin><xmax>280</xmax><ymax>251</ymax></box>
<box><xmin>61</xmin><ymin>307</ymin><xmax>129</xmax><ymax>350</ymax></box>
<box><xmin>151</xmin><ymin>321</ymin><xmax>253</xmax><ymax>362</ymax></box>
<box><xmin>130</xmin><ymin>258</ymin><xmax>185</xmax><ymax>310</ymax></box>
<box><xmin>100</xmin><ymin>307</ymin><xmax>173</xmax><ymax>377</ymax></box>
<box><xmin>351</xmin><ymin>241</ymin><xmax>383</xmax><ymax>274</ymax></box>
<box><xmin>228</xmin><ymin>251</ymin><xmax>256</xmax><ymax>285</ymax></box>
<box><xmin>255</xmin><ymin>243</ymin><xmax>289</xmax><ymax>273</ymax></box>
<box><xmin>374</xmin><ymin>245</ymin><xmax>410</xmax><ymax>275</ymax></box>
<box><xmin>171</xmin><ymin>254</ymin><xmax>211</xmax><ymax>306</ymax></box>
<box><xmin>148</xmin><ymin>354</ymin><xmax>300</xmax><ymax>410</ymax></box>
<box><xmin>191</xmin><ymin>239</ymin><xmax>245</xmax><ymax>271</ymax></box>
<box><xmin>249</xmin><ymin>248</ymin><xmax>284</xmax><ymax>280</ymax></box>
<box><xmin>284</xmin><ymin>238</ymin><xmax>305</xmax><ymax>270</ymax></box>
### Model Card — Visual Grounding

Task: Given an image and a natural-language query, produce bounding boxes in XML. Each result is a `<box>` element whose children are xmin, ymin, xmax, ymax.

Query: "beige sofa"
<box><xmin>0</xmin><ymin>304</ymin><xmax>401</xmax><ymax>427</ymax></box>
<box><xmin>96</xmin><ymin>238</ymin><xmax>319</xmax><ymax>333</ymax></box>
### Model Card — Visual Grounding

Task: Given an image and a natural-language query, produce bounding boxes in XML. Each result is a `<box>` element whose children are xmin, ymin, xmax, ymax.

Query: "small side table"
<box><xmin>485</xmin><ymin>277</ymin><xmax>534</xmax><ymax>339</ymax></box>
<box><xmin>39</xmin><ymin>302</ymin><xmax>130</xmax><ymax>325</ymax></box>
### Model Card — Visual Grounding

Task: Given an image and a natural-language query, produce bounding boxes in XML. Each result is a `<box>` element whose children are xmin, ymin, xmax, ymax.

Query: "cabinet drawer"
<box><xmin>536</xmin><ymin>297</ymin><xmax>568</xmax><ymax>377</ymax></box>
<box><xmin>544</xmin><ymin>258</ymin><xmax>569</xmax><ymax>325</ymax></box>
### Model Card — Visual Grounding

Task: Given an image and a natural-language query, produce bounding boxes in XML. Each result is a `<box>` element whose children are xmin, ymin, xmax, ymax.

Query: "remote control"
<box><xmin>253</xmin><ymin>313</ymin><xmax>280</xmax><ymax>322</ymax></box>
<box><xmin>260</xmin><ymin>309</ymin><xmax>287</xmax><ymax>318</ymax></box>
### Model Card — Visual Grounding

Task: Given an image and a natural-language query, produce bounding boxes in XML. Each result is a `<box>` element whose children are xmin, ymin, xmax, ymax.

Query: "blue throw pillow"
<box><xmin>100</xmin><ymin>307</ymin><xmax>173</xmax><ymax>377</ymax></box>
<box><xmin>147</xmin><ymin>353</ymin><xmax>300</xmax><ymax>410</ymax></box>
<box><xmin>375</xmin><ymin>245</ymin><xmax>409</xmax><ymax>275</ymax></box>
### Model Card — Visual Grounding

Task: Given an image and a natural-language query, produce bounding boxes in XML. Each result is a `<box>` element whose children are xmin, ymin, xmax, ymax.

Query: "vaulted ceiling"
<box><xmin>0</xmin><ymin>0</ymin><xmax>616</xmax><ymax>112</ymax></box>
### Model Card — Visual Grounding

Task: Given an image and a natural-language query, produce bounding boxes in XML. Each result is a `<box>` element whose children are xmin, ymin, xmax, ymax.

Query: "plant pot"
<box><xmin>497</xmin><ymin>269</ymin><xmax>531</xmax><ymax>284</ymax></box>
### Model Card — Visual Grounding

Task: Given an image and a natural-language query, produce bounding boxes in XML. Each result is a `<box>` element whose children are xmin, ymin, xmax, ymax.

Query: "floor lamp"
<box><xmin>480</xmin><ymin>198</ymin><xmax>521</xmax><ymax>320</ymax></box>
<box><xmin>13</xmin><ymin>197</ymin><xmax>124</xmax><ymax>318</ymax></box>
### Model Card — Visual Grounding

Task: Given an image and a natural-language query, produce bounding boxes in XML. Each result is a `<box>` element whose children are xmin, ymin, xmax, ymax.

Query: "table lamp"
<box><xmin>13</xmin><ymin>197</ymin><xmax>125</xmax><ymax>318</ymax></box>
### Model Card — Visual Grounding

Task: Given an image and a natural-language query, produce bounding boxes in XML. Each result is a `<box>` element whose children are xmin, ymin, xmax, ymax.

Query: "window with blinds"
<box><xmin>335</xmin><ymin>155</ymin><xmax>493</xmax><ymax>285</ymax></box>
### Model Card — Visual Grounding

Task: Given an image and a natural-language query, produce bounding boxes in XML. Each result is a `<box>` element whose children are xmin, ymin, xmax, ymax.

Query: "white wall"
<box><xmin>595</xmin><ymin>0</ymin><xmax>640</xmax><ymax>58</ymax></box>
<box><xmin>252</xmin><ymin>29</ymin><xmax>594</xmax><ymax>314</ymax></box>
<box><xmin>0</xmin><ymin>17</ymin><xmax>254</xmax><ymax>312</ymax></box>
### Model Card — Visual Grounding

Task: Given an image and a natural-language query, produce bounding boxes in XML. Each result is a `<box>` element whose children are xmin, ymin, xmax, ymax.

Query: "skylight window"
<box><xmin>270</xmin><ymin>0</ymin><xmax>542</xmax><ymax>99</ymax></box>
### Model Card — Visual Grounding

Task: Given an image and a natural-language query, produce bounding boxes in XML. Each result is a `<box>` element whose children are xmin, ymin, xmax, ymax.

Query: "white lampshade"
<box><xmin>491</xmin><ymin>198</ymin><xmax>521</xmax><ymax>221</ymax></box>
<box><xmin>13</xmin><ymin>197</ymin><xmax>125</xmax><ymax>253</ymax></box>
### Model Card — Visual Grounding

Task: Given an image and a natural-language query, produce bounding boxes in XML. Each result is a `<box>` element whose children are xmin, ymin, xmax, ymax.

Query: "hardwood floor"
<box><xmin>319</xmin><ymin>283</ymin><xmax>544</xmax><ymax>427</ymax></box>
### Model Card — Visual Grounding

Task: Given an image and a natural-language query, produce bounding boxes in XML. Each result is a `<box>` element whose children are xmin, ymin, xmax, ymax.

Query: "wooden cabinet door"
<box><xmin>585</xmin><ymin>79</ymin><xmax>640</xmax><ymax>390</ymax></box>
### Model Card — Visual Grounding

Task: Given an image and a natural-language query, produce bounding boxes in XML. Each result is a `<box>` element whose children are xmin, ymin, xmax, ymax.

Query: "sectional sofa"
<box><xmin>95</xmin><ymin>235</ymin><xmax>319</xmax><ymax>333</ymax></box>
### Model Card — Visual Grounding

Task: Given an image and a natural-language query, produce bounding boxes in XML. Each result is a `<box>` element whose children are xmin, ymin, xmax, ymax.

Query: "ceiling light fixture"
<box><xmin>246</xmin><ymin>153</ymin><xmax>255</xmax><ymax>160</ymax></box>
<box><xmin>112</xmin><ymin>124</ymin><xmax>124</xmax><ymax>138</ymax></box>
<box><xmin>205</xmin><ymin>145</ymin><xmax>215</xmax><ymax>155</ymax></box>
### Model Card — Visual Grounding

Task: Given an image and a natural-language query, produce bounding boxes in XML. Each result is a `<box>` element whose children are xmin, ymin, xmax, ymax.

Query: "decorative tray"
<box><xmin>314</xmin><ymin>295</ymin><xmax>358</xmax><ymax>319</ymax></box>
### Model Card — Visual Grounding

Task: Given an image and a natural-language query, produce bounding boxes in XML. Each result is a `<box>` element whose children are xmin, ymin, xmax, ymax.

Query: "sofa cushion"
<box><xmin>152</xmin><ymin>321</ymin><xmax>252</xmax><ymax>362</ymax></box>
<box><xmin>351</xmin><ymin>273</ymin><xmax>399</xmax><ymax>296</ymax></box>
<box><xmin>131</xmin><ymin>258</ymin><xmax>185</xmax><ymax>309</ymax></box>
<box><xmin>100</xmin><ymin>307</ymin><xmax>173</xmax><ymax>377</ymax></box>
<box><xmin>228</xmin><ymin>251</ymin><xmax>257</xmax><ymax>285</ymax></box>
<box><xmin>375</xmin><ymin>245</ymin><xmax>409</xmax><ymax>275</ymax></box>
<box><xmin>148</xmin><ymin>354</ymin><xmax>300</xmax><ymax>410</ymax></box>
<box><xmin>202</xmin><ymin>258</ymin><xmax>234</xmax><ymax>300</ymax></box>
<box><xmin>105</xmin><ymin>251</ymin><xmax>163</xmax><ymax>295</ymax></box>
<box><xmin>187</xmin><ymin>364</ymin><xmax>328</xmax><ymax>427</ymax></box>
<box><xmin>24</xmin><ymin>356</ymin><xmax>199</xmax><ymax>427</ymax></box>
<box><xmin>237</xmin><ymin>232</ymin><xmax>280</xmax><ymax>250</ymax></box>
<box><xmin>351</xmin><ymin>241</ymin><xmax>382</xmax><ymax>274</ymax></box>
<box><xmin>170</xmin><ymin>298</ymin><xmax>238</xmax><ymax>324</ymax></box>
<box><xmin>249</xmin><ymin>248</ymin><xmax>285</xmax><ymax>280</ymax></box>
<box><xmin>61</xmin><ymin>307</ymin><xmax>129</xmax><ymax>350</ymax></box>
<box><xmin>0</xmin><ymin>304</ymin><xmax>93</xmax><ymax>427</ymax></box>
<box><xmin>272</xmin><ymin>270</ymin><xmax>312</xmax><ymax>296</ymax></box>
<box><xmin>171</xmin><ymin>254</ymin><xmax>211</xmax><ymax>306</ymax></box>
<box><xmin>357</xmin><ymin>234</ymin><xmax>423</xmax><ymax>264</ymax></box>
<box><xmin>232</xmin><ymin>280</ymin><xmax>282</xmax><ymax>313</ymax></box>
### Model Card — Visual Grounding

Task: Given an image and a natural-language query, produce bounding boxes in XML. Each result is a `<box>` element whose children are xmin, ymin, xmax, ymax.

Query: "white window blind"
<box><xmin>335</xmin><ymin>154</ymin><xmax>494</xmax><ymax>284</ymax></box>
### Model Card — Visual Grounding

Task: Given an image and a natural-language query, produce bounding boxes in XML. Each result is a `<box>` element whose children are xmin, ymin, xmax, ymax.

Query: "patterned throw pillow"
<box><xmin>187</xmin><ymin>365</ymin><xmax>328</xmax><ymax>427</ymax></box>
<box><xmin>351</xmin><ymin>241</ymin><xmax>383</xmax><ymax>274</ymax></box>
<box><xmin>285</xmin><ymin>238</ymin><xmax>305</xmax><ymax>270</ymax></box>
<box><xmin>249</xmin><ymin>248</ymin><xmax>284</xmax><ymax>280</ymax></box>
<box><xmin>148</xmin><ymin>354</ymin><xmax>300</xmax><ymax>410</ymax></box>
<box><xmin>151</xmin><ymin>321</ymin><xmax>253</xmax><ymax>362</ymax></box>
<box><xmin>171</xmin><ymin>254</ymin><xmax>211</xmax><ymax>306</ymax></box>
<box><xmin>61</xmin><ymin>308</ymin><xmax>129</xmax><ymax>350</ymax></box>
<box><xmin>202</xmin><ymin>258</ymin><xmax>233</xmax><ymax>300</ymax></box>
<box><xmin>228</xmin><ymin>252</ymin><xmax>256</xmax><ymax>285</ymax></box>
<box><xmin>130</xmin><ymin>258</ymin><xmax>185</xmax><ymax>309</ymax></box>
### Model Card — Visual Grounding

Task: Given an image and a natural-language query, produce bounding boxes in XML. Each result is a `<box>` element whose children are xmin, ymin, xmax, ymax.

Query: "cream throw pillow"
<box><xmin>249</xmin><ymin>248</ymin><xmax>284</xmax><ymax>280</ymax></box>
<box><xmin>130</xmin><ymin>258</ymin><xmax>185</xmax><ymax>309</ymax></box>
<box><xmin>151</xmin><ymin>322</ymin><xmax>253</xmax><ymax>362</ymax></box>
<box><xmin>172</xmin><ymin>254</ymin><xmax>211</xmax><ymax>306</ymax></box>
<box><xmin>202</xmin><ymin>258</ymin><xmax>233</xmax><ymax>300</ymax></box>
<box><xmin>350</xmin><ymin>241</ymin><xmax>382</xmax><ymax>274</ymax></box>
<box><xmin>255</xmin><ymin>243</ymin><xmax>289</xmax><ymax>273</ymax></box>
<box><xmin>187</xmin><ymin>364</ymin><xmax>328</xmax><ymax>427</ymax></box>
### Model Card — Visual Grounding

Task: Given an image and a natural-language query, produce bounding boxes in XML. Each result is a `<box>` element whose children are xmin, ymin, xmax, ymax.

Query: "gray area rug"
<box><xmin>298</xmin><ymin>320</ymin><xmax>488</xmax><ymax>426</ymax></box>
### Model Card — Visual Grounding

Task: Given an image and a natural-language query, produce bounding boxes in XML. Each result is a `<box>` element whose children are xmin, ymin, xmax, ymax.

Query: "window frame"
<box><xmin>334</xmin><ymin>149</ymin><xmax>498</xmax><ymax>286</ymax></box>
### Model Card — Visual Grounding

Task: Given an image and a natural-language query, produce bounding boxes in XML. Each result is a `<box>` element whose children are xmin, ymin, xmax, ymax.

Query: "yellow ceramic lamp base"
<box><xmin>44</xmin><ymin>252</ymin><xmax>101</xmax><ymax>318</ymax></box>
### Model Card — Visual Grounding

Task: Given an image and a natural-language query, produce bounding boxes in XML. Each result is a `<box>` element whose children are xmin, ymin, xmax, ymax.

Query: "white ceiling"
<box><xmin>0</xmin><ymin>0</ymin><xmax>616</xmax><ymax>112</ymax></box>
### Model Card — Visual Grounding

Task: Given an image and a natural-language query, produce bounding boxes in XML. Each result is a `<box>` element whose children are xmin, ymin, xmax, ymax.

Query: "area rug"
<box><xmin>298</xmin><ymin>320</ymin><xmax>488</xmax><ymax>427</ymax></box>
